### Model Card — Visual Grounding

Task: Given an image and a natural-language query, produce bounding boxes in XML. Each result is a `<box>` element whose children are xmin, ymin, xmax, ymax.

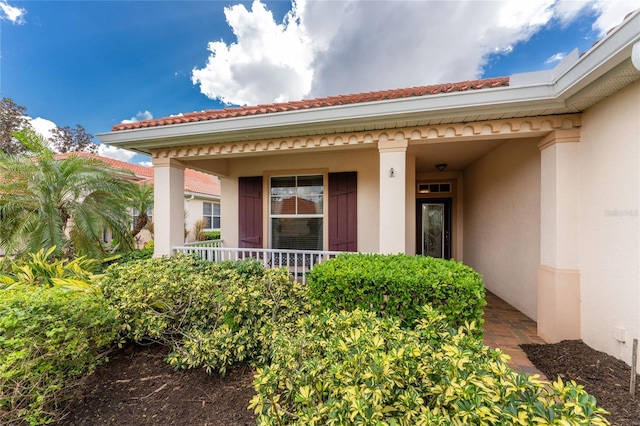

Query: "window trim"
<box><xmin>268</xmin><ymin>173</ymin><xmax>325</xmax><ymax>250</ymax></box>
<box><xmin>202</xmin><ymin>201</ymin><xmax>221</xmax><ymax>230</ymax></box>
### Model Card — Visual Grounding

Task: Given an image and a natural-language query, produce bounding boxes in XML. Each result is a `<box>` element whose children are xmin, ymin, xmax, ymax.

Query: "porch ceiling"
<box><xmin>411</xmin><ymin>138</ymin><xmax>506</xmax><ymax>173</ymax></box>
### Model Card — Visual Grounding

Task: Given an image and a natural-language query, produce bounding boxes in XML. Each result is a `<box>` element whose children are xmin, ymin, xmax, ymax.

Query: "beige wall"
<box><xmin>185</xmin><ymin>198</ymin><xmax>220</xmax><ymax>243</ymax></box>
<box><xmin>463</xmin><ymin>138</ymin><xmax>541</xmax><ymax>320</ymax></box>
<box><xmin>220</xmin><ymin>148</ymin><xmax>380</xmax><ymax>252</ymax></box>
<box><xmin>131</xmin><ymin>196</ymin><xmax>219</xmax><ymax>246</ymax></box>
<box><xmin>579</xmin><ymin>79</ymin><xmax>640</xmax><ymax>364</ymax></box>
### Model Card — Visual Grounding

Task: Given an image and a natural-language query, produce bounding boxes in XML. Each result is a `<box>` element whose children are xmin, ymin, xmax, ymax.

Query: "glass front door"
<box><xmin>422</xmin><ymin>204</ymin><xmax>444</xmax><ymax>257</ymax></box>
<box><xmin>417</xmin><ymin>199</ymin><xmax>451</xmax><ymax>259</ymax></box>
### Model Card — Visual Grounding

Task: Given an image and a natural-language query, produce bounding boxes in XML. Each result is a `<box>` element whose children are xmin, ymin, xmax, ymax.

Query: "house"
<box><xmin>54</xmin><ymin>152</ymin><xmax>221</xmax><ymax>245</ymax></box>
<box><xmin>99</xmin><ymin>10</ymin><xmax>640</xmax><ymax>366</ymax></box>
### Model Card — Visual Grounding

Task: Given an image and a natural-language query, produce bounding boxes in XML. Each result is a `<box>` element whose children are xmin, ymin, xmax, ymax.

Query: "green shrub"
<box><xmin>204</xmin><ymin>230</ymin><xmax>221</xmax><ymax>240</ymax></box>
<box><xmin>99</xmin><ymin>255</ymin><xmax>309</xmax><ymax>375</ymax></box>
<box><xmin>96</xmin><ymin>246</ymin><xmax>154</xmax><ymax>272</ymax></box>
<box><xmin>0</xmin><ymin>286</ymin><xmax>117</xmax><ymax>425</ymax></box>
<box><xmin>166</xmin><ymin>267</ymin><xmax>310</xmax><ymax>375</ymax></box>
<box><xmin>98</xmin><ymin>254</ymin><xmax>227</xmax><ymax>342</ymax></box>
<box><xmin>250</xmin><ymin>307</ymin><xmax>609</xmax><ymax>425</ymax></box>
<box><xmin>307</xmin><ymin>253</ymin><xmax>485</xmax><ymax>329</ymax></box>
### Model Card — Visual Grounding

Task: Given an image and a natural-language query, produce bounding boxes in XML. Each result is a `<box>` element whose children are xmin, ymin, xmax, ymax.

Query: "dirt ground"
<box><xmin>62</xmin><ymin>344</ymin><xmax>256</xmax><ymax>425</ymax></box>
<box><xmin>521</xmin><ymin>340</ymin><xmax>640</xmax><ymax>426</ymax></box>
<box><xmin>62</xmin><ymin>340</ymin><xmax>640</xmax><ymax>425</ymax></box>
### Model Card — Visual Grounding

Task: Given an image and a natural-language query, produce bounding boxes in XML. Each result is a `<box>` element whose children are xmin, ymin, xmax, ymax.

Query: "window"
<box><xmin>417</xmin><ymin>183</ymin><xmax>451</xmax><ymax>194</ymax></box>
<box><xmin>270</xmin><ymin>175</ymin><xmax>323</xmax><ymax>250</ymax></box>
<box><xmin>203</xmin><ymin>202</ymin><xmax>220</xmax><ymax>229</ymax></box>
<box><xmin>132</xmin><ymin>208</ymin><xmax>152</xmax><ymax>229</ymax></box>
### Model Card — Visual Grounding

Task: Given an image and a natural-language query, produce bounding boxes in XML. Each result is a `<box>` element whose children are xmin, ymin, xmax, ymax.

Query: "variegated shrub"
<box><xmin>250</xmin><ymin>307</ymin><xmax>608</xmax><ymax>425</ymax></box>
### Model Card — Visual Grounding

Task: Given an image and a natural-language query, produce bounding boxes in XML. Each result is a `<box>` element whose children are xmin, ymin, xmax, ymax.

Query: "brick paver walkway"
<box><xmin>483</xmin><ymin>291</ymin><xmax>547</xmax><ymax>378</ymax></box>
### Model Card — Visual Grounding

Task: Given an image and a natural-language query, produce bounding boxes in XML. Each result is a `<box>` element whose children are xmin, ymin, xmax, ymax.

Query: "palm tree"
<box><xmin>130</xmin><ymin>182</ymin><xmax>154</xmax><ymax>238</ymax></box>
<box><xmin>0</xmin><ymin>129</ymin><xmax>135</xmax><ymax>258</ymax></box>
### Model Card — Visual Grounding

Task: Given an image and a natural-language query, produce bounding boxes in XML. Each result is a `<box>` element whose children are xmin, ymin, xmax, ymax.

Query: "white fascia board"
<box><xmin>553</xmin><ymin>10</ymin><xmax>640</xmax><ymax>100</ymax></box>
<box><xmin>184</xmin><ymin>191</ymin><xmax>220</xmax><ymax>201</ymax></box>
<box><xmin>99</xmin><ymin>84</ymin><xmax>561</xmax><ymax>150</ymax></box>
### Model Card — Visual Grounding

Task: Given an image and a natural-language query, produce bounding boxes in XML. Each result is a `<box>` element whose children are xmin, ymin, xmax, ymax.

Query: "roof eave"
<box><xmin>98</xmin><ymin>85</ymin><xmax>563</xmax><ymax>154</ymax></box>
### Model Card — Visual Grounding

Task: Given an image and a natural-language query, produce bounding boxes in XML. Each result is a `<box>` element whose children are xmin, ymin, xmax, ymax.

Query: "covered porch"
<box><xmin>156</xmin><ymin>113</ymin><xmax>581</xmax><ymax>346</ymax></box>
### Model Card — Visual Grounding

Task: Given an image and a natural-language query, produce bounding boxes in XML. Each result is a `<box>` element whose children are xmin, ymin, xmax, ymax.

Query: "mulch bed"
<box><xmin>521</xmin><ymin>340</ymin><xmax>640</xmax><ymax>426</ymax></box>
<box><xmin>61</xmin><ymin>344</ymin><xmax>256</xmax><ymax>425</ymax></box>
<box><xmin>63</xmin><ymin>340</ymin><xmax>640</xmax><ymax>425</ymax></box>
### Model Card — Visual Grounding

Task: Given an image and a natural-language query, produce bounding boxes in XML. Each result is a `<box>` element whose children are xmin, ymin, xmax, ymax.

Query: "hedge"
<box><xmin>307</xmin><ymin>253</ymin><xmax>485</xmax><ymax>330</ymax></box>
<box><xmin>0</xmin><ymin>286</ymin><xmax>117</xmax><ymax>425</ymax></box>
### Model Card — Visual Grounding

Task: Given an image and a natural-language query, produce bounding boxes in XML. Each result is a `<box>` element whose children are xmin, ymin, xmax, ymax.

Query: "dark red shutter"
<box><xmin>238</xmin><ymin>176</ymin><xmax>263</xmax><ymax>248</ymax></box>
<box><xmin>328</xmin><ymin>172</ymin><xmax>357</xmax><ymax>251</ymax></box>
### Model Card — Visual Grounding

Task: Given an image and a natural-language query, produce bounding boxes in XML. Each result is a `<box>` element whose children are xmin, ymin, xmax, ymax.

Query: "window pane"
<box><xmin>272</xmin><ymin>176</ymin><xmax>296</xmax><ymax>188</ymax></box>
<box><xmin>272</xmin><ymin>196</ymin><xmax>298</xmax><ymax>214</ymax></box>
<box><xmin>297</xmin><ymin>175</ymin><xmax>323</xmax><ymax>188</ymax></box>
<box><xmin>271</xmin><ymin>177</ymin><xmax>296</xmax><ymax>197</ymax></box>
<box><xmin>271</xmin><ymin>218</ymin><xmax>322</xmax><ymax>250</ymax></box>
<box><xmin>213</xmin><ymin>217</ymin><xmax>221</xmax><ymax>229</ymax></box>
<box><xmin>203</xmin><ymin>202</ymin><xmax>212</xmax><ymax>215</ymax></box>
<box><xmin>297</xmin><ymin>195</ymin><xmax>323</xmax><ymax>214</ymax></box>
<box><xmin>204</xmin><ymin>216</ymin><xmax>212</xmax><ymax>229</ymax></box>
<box><xmin>213</xmin><ymin>203</ymin><xmax>220</xmax><ymax>215</ymax></box>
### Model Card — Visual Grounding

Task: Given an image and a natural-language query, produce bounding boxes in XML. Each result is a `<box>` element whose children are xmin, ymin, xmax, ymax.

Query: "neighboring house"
<box><xmin>99</xmin><ymin>11</ymin><xmax>640</xmax><ymax>366</ymax></box>
<box><xmin>54</xmin><ymin>152</ymin><xmax>221</xmax><ymax>245</ymax></box>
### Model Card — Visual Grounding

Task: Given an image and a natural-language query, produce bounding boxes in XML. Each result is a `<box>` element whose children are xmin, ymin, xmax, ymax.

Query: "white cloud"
<box><xmin>121</xmin><ymin>111</ymin><xmax>153</xmax><ymax>124</ymax></box>
<box><xmin>591</xmin><ymin>0</ymin><xmax>639</xmax><ymax>35</ymax></box>
<box><xmin>192</xmin><ymin>0</ymin><xmax>314</xmax><ymax>105</ymax></box>
<box><xmin>192</xmin><ymin>0</ymin><xmax>633</xmax><ymax>105</ymax></box>
<box><xmin>545</xmin><ymin>52</ymin><xmax>567</xmax><ymax>64</ymax></box>
<box><xmin>0</xmin><ymin>0</ymin><xmax>25</xmax><ymax>24</ymax></box>
<box><xmin>28</xmin><ymin>117</ymin><xmax>57</xmax><ymax>141</ymax></box>
<box><xmin>98</xmin><ymin>144</ymin><xmax>136</xmax><ymax>163</ymax></box>
<box><xmin>138</xmin><ymin>161</ymin><xmax>153</xmax><ymax>168</ymax></box>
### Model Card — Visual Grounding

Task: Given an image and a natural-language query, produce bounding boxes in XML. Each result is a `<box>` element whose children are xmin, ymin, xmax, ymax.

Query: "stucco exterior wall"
<box><xmin>463</xmin><ymin>138</ymin><xmax>541</xmax><ymax>320</ymax></box>
<box><xmin>184</xmin><ymin>198</ymin><xmax>220</xmax><ymax>242</ymax></box>
<box><xmin>579</xmin><ymin>79</ymin><xmax>640</xmax><ymax>364</ymax></box>
<box><xmin>220</xmin><ymin>148</ymin><xmax>380</xmax><ymax>252</ymax></box>
<box><xmin>184</xmin><ymin>199</ymin><xmax>204</xmax><ymax>242</ymax></box>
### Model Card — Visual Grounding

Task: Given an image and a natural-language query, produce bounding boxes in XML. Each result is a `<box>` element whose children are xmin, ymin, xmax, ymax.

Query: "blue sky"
<box><xmin>1</xmin><ymin>0</ymin><xmax>637</xmax><ymax>164</ymax></box>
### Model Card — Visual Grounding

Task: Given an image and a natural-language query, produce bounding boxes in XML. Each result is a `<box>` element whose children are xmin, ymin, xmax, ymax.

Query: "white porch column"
<box><xmin>152</xmin><ymin>157</ymin><xmax>186</xmax><ymax>257</ymax></box>
<box><xmin>379</xmin><ymin>136</ymin><xmax>408</xmax><ymax>254</ymax></box>
<box><xmin>537</xmin><ymin>129</ymin><xmax>581</xmax><ymax>342</ymax></box>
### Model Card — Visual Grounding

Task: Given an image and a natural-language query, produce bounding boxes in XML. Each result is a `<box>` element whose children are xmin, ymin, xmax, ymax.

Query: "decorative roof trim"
<box><xmin>151</xmin><ymin>114</ymin><xmax>582</xmax><ymax>160</ymax></box>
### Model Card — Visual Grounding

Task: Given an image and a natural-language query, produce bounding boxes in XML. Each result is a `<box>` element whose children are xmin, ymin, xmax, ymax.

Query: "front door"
<box><xmin>416</xmin><ymin>198</ymin><xmax>451</xmax><ymax>259</ymax></box>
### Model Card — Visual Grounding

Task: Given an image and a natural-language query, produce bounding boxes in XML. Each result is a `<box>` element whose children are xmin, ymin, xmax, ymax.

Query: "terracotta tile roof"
<box><xmin>54</xmin><ymin>151</ymin><xmax>152</xmax><ymax>179</ymax></box>
<box><xmin>184</xmin><ymin>168</ymin><xmax>220</xmax><ymax>197</ymax></box>
<box><xmin>112</xmin><ymin>76</ymin><xmax>510</xmax><ymax>131</ymax></box>
<box><xmin>53</xmin><ymin>152</ymin><xmax>220</xmax><ymax>197</ymax></box>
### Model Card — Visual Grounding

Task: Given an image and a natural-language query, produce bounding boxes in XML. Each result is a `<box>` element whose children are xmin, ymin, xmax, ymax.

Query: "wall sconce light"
<box><xmin>435</xmin><ymin>163</ymin><xmax>447</xmax><ymax>172</ymax></box>
<box><xmin>389</xmin><ymin>168</ymin><xmax>395</xmax><ymax>178</ymax></box>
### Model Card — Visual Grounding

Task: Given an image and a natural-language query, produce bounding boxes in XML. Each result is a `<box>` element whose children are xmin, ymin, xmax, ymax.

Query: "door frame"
<box><xmin>415</xmin><ymin>198</ymin><xmax>452</xmax><ymax>259</ymax></box>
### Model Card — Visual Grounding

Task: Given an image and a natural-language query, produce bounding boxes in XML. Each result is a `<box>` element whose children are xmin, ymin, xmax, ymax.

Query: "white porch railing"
<box><xmin>182</xmin><ymin>239</ymin><xmax>224</xmax><ymax>248</ymax></box>
<box><xmin>173</xmin><ymin>244</ymin><xmax>343</xmax><ymax>284</ymax></box>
